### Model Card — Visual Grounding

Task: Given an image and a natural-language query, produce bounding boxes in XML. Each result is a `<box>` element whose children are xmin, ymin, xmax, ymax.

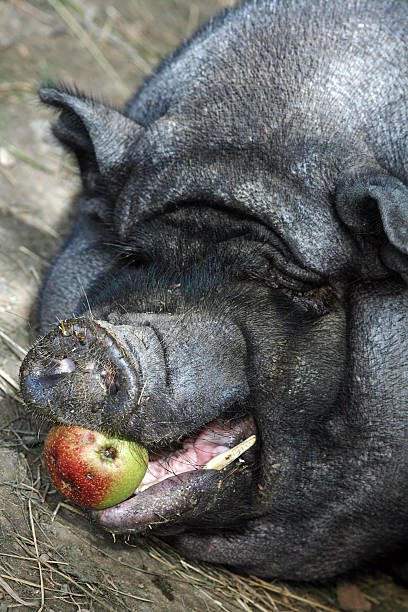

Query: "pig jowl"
<box><xmin>20</xmin><ymin>0</ymin><xmax>408</xmax><ymax>583</ymax></box>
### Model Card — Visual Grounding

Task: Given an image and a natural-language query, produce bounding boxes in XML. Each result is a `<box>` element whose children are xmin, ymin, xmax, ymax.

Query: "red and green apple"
<box><xmin>44</xmin><ymin>425</ymin><xmax>148</xmax><ymax>510</ymax></box>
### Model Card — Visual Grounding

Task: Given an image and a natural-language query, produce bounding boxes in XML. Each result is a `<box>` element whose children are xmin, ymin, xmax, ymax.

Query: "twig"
<box><xmin>19</xmin><ymin>245</ymin><xmax>49</xmax><ymax>265</ymax></box>
<box><xmin>248</xmin><ymin>576</ymin><xmax>340</xmax><ymax>612</ymax></box>
<box><xmin>101</xmin><ymin>583</ymin><xmax>154</xmax><ymax>604</ymax></box>
<box><xmin>0</xmin><ymin>367</ymin><xmax>19</xmax><ymax>391</ymax></box>
<box><xmin>51</xmin><ymin>501</ymin><xmax>87</xmax><ymax>522</ymax></box>
<box><xmin>0</xmin><ymin>329</ymin><xmax>27</xmax><ymax>359</ymax></box>
<box><xmin>0</xmin><ymin>552</ymin><xmax>68</xmax><ymax>565</ymax></box>
<box><xmin>0</xmin><ymin>575</ymin><xmax>37</xmax><ymax>607</ymax></box>
<box><xmin>11</xmin><ymin>531</ymin><xmax>116</xmax><ymax>611</ymax></box>
<box><xmin>0</xmin><ymin>138</ymin><xmax>53</xmax><ymax>173</ymax></box>
<box><xmin>28</xmin><ymin>499</ymin><xmax>45</xmax><ymax>611</ymax></box>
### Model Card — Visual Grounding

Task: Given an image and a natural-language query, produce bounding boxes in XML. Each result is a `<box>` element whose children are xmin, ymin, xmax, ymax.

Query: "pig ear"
<box><xmin>39</xmin><ymin>85</ymin><xmax>142</xmax><ymax>185</ymax></box>
<box><xmin>335</xmin><ymin>168</ymin><xmax>408</xmax><ymax>282</ymax></box>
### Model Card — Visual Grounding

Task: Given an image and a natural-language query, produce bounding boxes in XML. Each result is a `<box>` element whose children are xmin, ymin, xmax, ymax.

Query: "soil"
<box><xmin>0</xmin><ymin>1</ymin><xmax>407</xmax><ymax>610</ymax></box>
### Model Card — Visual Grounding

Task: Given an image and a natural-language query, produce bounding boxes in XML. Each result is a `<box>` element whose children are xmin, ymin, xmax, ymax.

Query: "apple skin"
<box><xmin>44</xmin><ymin>425</ymin><xmax>148</xmax><ymax>510</ymax></box>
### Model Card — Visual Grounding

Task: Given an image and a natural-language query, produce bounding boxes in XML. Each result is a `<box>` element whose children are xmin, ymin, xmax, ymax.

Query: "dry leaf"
<box><xmin>337</xmin><ymin>583</ymin><xmax>372</xmax><ymax>611</ymax></box>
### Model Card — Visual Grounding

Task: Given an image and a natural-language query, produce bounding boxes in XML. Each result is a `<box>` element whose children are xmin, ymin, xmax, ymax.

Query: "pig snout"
<box><xmin>20</xmin><ymin>316</ymin><xmax>250</xmax><ymax>444</ymax></box>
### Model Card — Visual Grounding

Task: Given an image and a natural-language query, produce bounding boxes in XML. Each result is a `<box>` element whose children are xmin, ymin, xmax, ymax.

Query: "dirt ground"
<box><xmin>0</xmin><ymin>1</ymin><xmax>407</xmax><ymax>610</ymax></box>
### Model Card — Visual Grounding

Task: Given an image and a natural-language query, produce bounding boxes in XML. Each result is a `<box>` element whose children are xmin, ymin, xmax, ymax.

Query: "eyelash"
<box><xmin>281</xmin><ymin>284</ymin><xmax>337</xmax><ymax>315</ymax></box>
<box><xmin>248</xmin><ymin>265</ymin><xmax>337</xmax><ymax>315</ymax></box>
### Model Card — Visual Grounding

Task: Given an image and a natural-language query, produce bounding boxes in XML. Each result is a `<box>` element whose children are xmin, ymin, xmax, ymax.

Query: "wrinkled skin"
<box><xmin>20</xmin><ymin>0</ymin><xmax>408</xmax><ymax>583</ymax></box>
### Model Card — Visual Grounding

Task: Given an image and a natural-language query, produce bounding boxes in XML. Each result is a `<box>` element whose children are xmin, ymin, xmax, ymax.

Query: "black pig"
<box><xmin>20</xmin><ymin>0</ymin><xmax>408</xmax><ymax>582</ymax></box>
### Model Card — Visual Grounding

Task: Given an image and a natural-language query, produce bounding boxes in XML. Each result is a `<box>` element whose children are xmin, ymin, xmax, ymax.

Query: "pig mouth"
<box><xmin>140</xmin><ymin>416</ymin><xmax>256</xmax><ymax>488</ymax></box>
<box><xmin>92</xmin><ymin>414</ymin><xmax>257</xmax><ymax>534</ymax></box>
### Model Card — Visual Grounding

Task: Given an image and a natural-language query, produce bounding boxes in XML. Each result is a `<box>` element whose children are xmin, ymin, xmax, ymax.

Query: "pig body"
<box><xmin>20</xmin><ymin>0</ymin><xmax>408</xmax><ymax>582</ymax></box>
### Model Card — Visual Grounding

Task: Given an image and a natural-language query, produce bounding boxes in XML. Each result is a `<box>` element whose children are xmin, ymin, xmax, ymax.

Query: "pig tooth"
<box><xmin>203</xmin><ymin>435</ymin><xmax>256</xmax><ymax>471</ymax></box>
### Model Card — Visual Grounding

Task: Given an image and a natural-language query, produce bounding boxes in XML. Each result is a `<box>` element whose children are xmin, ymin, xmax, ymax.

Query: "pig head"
<box><xmin>20</xmin><ymin>0</ymin><xmax>408</xmax><ymax>582</ymax></box>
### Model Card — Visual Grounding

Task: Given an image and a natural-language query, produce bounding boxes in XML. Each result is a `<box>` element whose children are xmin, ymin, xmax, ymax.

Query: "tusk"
<box><xmin>203</xmin><ymin>435</ymin><xmax>256</xmax><ymax>471</ymax></box>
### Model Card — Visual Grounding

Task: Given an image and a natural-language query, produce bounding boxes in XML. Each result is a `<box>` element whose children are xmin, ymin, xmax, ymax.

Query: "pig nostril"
<box><xmin>37</xmin><ymin>357</ymin><xmax>76</xmax><ymax>388</ymax></box>
<box><xmin>100</xmin><ymin>370</ymin><xmax>120</xmax><ymax>396</ymax></box>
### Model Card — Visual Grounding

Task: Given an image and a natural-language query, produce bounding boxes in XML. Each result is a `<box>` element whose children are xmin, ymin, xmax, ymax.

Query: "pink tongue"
<box><xmin>141</xmin><ymin>419</ymin><xmax>234</xmax><ymax>485</ymax></box>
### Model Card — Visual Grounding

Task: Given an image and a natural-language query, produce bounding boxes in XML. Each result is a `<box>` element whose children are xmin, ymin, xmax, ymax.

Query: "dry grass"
<box><xmin>1</xmin><ymin>453</ymin><xmax>341</xmax><ymax>612</ymax></box>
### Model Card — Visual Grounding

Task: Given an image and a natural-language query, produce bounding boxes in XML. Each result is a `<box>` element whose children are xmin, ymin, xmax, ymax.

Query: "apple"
<box><xmin>44</xmin><ymin>425</ymin><xmax>148</xmax><ymax>510</ymax></box>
